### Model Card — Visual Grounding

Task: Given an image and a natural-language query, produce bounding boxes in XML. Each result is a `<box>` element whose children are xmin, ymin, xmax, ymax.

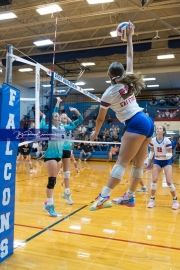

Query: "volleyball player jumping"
<box><xmin>90</xmin><ymin>21</ymin><xmax>154</xmax><ymax>211</ymax></box>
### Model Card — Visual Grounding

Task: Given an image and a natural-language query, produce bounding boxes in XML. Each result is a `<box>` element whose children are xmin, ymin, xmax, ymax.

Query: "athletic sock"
<box><xmin>65</xmin><ymin>188</ymin><xmax>70</xmax><ymax>195</ymax></box>
<box><xmin>47</xmin><ymin>198</ymin><xmax>53</xmax><ymax>205</ymax></box>
<box><xmin>126</xmin><ymin>189</ymin><xmax>134</xmax><ymax>198</ymax></box>
<box><xmin>101</xmin><ymin>186</ymin><xmax>112</xmax><ymax>197</ymax></box>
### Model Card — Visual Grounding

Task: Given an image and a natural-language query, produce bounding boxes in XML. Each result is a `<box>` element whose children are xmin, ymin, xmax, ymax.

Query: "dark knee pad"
<box><xmin>47</xmin><ymin>177</ymin><xmax>56</xmax><ymax>189</ymax></box>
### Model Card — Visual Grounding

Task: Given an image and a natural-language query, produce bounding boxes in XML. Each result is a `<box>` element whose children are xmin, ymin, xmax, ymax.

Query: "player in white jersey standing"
<box><xmin>147</xmin><ymin>125</ymin><xmax>179</xmax><ymax>209</ymax></box>
<box><xmin>89</xmin><ymin>21</ymin><xmax>154</xmax><ymax>211</ymax></box>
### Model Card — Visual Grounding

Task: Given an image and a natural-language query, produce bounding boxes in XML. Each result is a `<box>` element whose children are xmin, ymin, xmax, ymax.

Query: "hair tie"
<box><xmin>112</xmin><ymin>76</ymin><xmax>121</xmax><ymax>80</ymax></box>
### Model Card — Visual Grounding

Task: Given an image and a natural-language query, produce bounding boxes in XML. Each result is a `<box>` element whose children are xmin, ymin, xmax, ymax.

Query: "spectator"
<box><xmin>93</xmin><ymin>113</ymin><xmax>97</xmax><ymax>122</ymax></box>
<box><xmin>91</xmin><ymin>136</ymin><xmax>101</xmax><ymax>151</ymax></box>
<box><xmin>107</xmin><ymin>114</ymin><xmax>113</xmax><ymax>124</ymax></box>
<box><xmin>36</xmin><ymin>141</ymin><xmax>48</xmax><ymax>159</ymax></box>
<box><xmin>170</xmin><ymin>135</ymin><xmax>177</xmax><ymax>163</ymax></box>
<box><xmin>159</xmin><ymin>97</ymin><xmax>165</xmax><ymax>106</ymax></box>
<box><xmin>78</xmin><ymin>124</ymin><xmax>87</xmax><ymax>138</ymax></box>
<box><xmin>168</xmin><ymin>96</ymin><xmax>175</xmax><ymax>106</ymax></box>
<box><xmin>60</xmin><ymin>104</ymin><xmax>65</xmax><ymax>113</ymax></box>
<box><xmin>108</xmin><ymin>144</ymin><xmax>119</xmax><ymax>161</ymax></box>
<box><xmin>165</xmin><ymin>110</ymin><xmax>170</xmax><ymax>118</ymax></box>
<box><xmin>87</xmin><ymin>119</ymin><xmax>93</xmax><ymax>132</ymax></box>
<box><xmin>150</xmin><ymin>97</ymin><xmax>157</xmax><ymax>106</ymax></box>
<box><xmin>74</xmin><ymin>135</ymin><xmax>82</xmax><ymax>150</ymax></box>
<box><xmin>102</xmin><ymin>128</ymin><xmax>109</xmax><ymax>137</ymax></box>
<box><xmin>32</xmin><ymin>104</ymin><xmax>35</xmax><ymax>118</ymax></box>
<box><xmin>116</xmin><ymin>125</ymin><xmax>120</xmax><ymax>135</ymax></box>
<box><xmin>175</xmin><ymin>95</ymin><xmax>179</xmax><ymax>104</ymax></box>
<box><xmin>170</xmin><ymin>111</ymin><xmax>174</xmax><ymax>118</ymax></box>
<box><xmin>112</xmin><ymin>134</ymin><xmax>121</xmax><ymax>142</ymax></box>
<box><xmin>23</xmin><ymin>121</ymin><xmax>28</xmax><ymax>130</ymax></box>
<box><xmin>78</xmin><ymin>142</ymin><xmax>93</xmax><ymax>162</ymax></box>
<box><xmin>175</xmin><ymin>138</ymin><xmax>180</xmax><ymax>162</ymax></box>
<box><xmin>99</xmin><ymin>135</ymin><xmax>109</xmax><ymax>151</ymax></box>
<box><xmin>84</xmin><ymin>135</ymin><xmax>89</xmax><ymax>141</ymax></box>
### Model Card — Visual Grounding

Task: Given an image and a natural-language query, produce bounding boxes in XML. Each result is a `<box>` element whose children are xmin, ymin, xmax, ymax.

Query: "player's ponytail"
<box><xmin>108</xmin><ymin>62</ymin><xmax>146</xmax><ymax>97</ymax></box>
<box><xmin>116</xmin><ymin>72</ymin><xmax>146</xmax><ymax>96</ymax></box>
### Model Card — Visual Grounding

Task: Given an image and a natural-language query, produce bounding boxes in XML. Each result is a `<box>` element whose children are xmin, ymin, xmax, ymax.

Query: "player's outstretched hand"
<box><xmin>126</xmin><ymin>20</ymin><xmax>135</xmax><ymax>37</ymax></box>
<box><xmin>56</xmin><ymin>97</ymin><xmax>62</xmax><ymax>103</ymax></box>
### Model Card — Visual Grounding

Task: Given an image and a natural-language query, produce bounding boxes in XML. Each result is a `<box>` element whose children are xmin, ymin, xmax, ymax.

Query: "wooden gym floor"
<box><xmin>1</xmin><ymin>160</ymin><xmax>180</xmax><ymax>270</ymax></box>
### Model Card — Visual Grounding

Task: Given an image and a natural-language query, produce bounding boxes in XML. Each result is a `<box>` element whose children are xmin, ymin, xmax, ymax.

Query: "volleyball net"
<box><xmin>4</xmin><ymin>44</ymin><xmax>121</xmax><ymax>148</ymax></box>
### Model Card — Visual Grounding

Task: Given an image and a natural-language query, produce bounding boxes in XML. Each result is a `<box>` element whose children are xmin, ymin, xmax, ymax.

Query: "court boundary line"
<box><xmin>14</xmin><ymin>204</ymin><xmax>87</xmax><ymax>249</ymax></box>
<box><xmin>14</xmin><ymin>223</ymin><xmax>180</xmax><ymax>251</ymax></box>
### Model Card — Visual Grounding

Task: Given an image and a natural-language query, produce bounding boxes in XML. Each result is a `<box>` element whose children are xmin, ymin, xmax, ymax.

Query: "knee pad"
<box><xmin>131</xmin><ymin>165</ymin><xmax>143</xmax><ymax>179</ymax></box>
<box><xmin>168</xmin><ymin>184</ymin><xmax>175</xmax><ymax>192</ymax></box>
<box><xmin>151</xmin><ymin>182</ymin><xmax>157</xmax><ymax>190</ymax></box>
<box><xmin>63</xmin><ymin>171</ymin><xmax>70</xmax><ymax>179</ymax></box>
<box><xmin>47</xmin><ymin>177</ymin><xmax>56</xmax><ymax>189</ymax></box>
<box><xmin>110</xmin><ymin>164</ymin><xmax>125</xmax><ymax>180</ymax></box>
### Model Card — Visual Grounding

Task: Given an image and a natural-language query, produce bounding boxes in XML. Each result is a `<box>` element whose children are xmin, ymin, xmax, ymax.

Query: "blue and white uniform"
<box><xmin>100</xmin><ymin>83</ymin><xmax>154</xmax><ymax>137</ymax></box>
<box><xmin>150</xmin><ymin>136</ymin><xmax>172</xmax><ymax>168</ymax></box>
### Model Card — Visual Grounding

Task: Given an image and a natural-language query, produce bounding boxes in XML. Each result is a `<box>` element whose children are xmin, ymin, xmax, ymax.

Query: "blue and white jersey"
<box><xmin>149</xmin><ymin>136</ymin><xmax>172</xmax><ymax>160</ymax></box>
<box><xmin>100</xmin><ymin>84</ymin><xmax>143</xmax><ymax>123</ymax></box>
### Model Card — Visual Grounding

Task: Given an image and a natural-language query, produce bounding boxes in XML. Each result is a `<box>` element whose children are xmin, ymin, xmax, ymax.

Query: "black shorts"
<box><xmin>62</xmin><ymin>150</ymin><xmax>71</xmax><ymax>159</ymax></box>
<box><xmin>44</xmin><ymin>158</ymin><xmax>61</xmax><ymax>163</ymax></box>
<box><xmin>19</xmin><ymin>154</ymin><xmax>28</xmax><ymax>158</ymax></box>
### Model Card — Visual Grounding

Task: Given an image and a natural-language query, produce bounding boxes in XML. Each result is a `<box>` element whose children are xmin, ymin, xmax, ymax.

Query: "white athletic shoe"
<box><xmin>147</xmin><ymin>199</ymin><xmax>155</xmax><ymax>208</ymax></box>
<box><xmin>62</xmin><ymin>193</ymin><xmax>73</xmax><ymax>205</ymax></box>
<box><xmin>30</xmin><ymin>168</ymin><xmax>33</xmax><ymax>174</ymax></box>
<box><xmin>172</xmin><ymin>200</ymin><xmax>179</xmax><ymax>210</ymax></box>
<box><xmin>78</xmin><ymin>159</ymin><xmax>81</xmax><ymax>163</ymax></box>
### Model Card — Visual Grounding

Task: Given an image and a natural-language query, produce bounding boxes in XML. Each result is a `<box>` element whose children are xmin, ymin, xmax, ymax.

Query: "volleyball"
<box><xmin>116</xmin><ymin>22</ymin><xmax>129</xmax><ymax>42</ymax></box>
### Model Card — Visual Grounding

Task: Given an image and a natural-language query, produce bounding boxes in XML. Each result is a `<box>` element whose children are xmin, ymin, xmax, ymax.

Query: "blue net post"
<box><xmin>0</xmin><ymin>83</ymin><xmax>20</xmax><ymax>262</ymax></box>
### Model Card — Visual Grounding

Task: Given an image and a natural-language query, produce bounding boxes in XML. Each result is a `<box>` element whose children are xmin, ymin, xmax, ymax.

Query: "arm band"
<box><xmin>148</xmin><ymin>151</ymin><xmax>154</xmax><ymax>160</ymax></box>
<box><xmin>166</xmin><ymin>152</ymin><xmax>172</xmax><ymax>158</ymax></box>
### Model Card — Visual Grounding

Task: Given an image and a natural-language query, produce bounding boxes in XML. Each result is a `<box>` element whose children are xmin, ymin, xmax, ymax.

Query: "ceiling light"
<box><xmin>0</xmin><ymin>12</ymin><xmax>17</xmax><ymax>20</ymax></box>
<box><xmin>18</xmin><ymin>68</ymin><xmax>33</xmax><ymax>72</ymax></box>
<box><xmin>36</xmin><ymin>4</ymin><xmax>62</xmax><ymax>15</ymax></box>
<box><xmin>75</xmin><ymin>82</ymin><xmax>85</xmax><ymax>86</ymax></box>
<box><xmin>42</xmin><ymin>84</ymin><xmax>51</xmax><ymax>87</ymax></box>
<box><xmin>81</xmin><ymin>62</ymin><xmax>95</xmax><ymax>66</ymax></box>
<box><xmin>110</xmin><ymin>31</ymin><xmax>117</xmax><ymax>37</ymax></box>
<box><xmin>83</xmin><ymin>88</ymin><xmax>94</xmax><ymax>91</ymax></box>
<box><xmin>55</xmin><ymin>90</ymin><xmax>66</xmax><ymax>92</ymax></box>
<box><xmin>147</xmin><ymin>85</ymin><xmax>159</xmax><ymax>88</ymax></box>
<box><xmin>87</xmin><ymin>0</ymin><xmax>114</xmax><ymax>3</ymax></box>
<box><xmin>157</xmin><ymin>54</ymin><xmax>175</xmax><ymax>59</ymax></box>
<box><xmin>106</xmin><ymin>81</ymin><xmax>111</xmax><ymax>83</ymax></box>
<box><xmin>34</xmin><ymin>39</ymin><xmax>53</xmax><ymax>46</ymax></box>
<box><xmin>143</xmin><ymin>78</ymin><xmax>156</xmax><ymax>81</ymax></box>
